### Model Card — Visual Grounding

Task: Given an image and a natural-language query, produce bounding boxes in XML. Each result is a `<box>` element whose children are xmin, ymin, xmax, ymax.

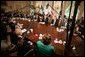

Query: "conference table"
<box><xmin>15</xmin><ymin>18</ymin><xmax>83</xmax><ymax>56</ymax></box>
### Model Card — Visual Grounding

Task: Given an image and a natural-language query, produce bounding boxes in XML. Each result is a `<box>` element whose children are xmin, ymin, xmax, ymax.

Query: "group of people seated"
<box><xmin>1</xmin><ymin>14</ymin><xmax>26</xmax><ymax>56</ymax></box>
<box><xmin>1</xmin><ymin>3</ymin><xmax>68</xmax><ymax>31</ymax></box>
<box><xmin>1</xmin><ymin>3</ymin><xmax>84</xmax><ymax>56</ymax></box>
<box><xmin>1</xmin><ymin>12</ymin><xmax>58</xmax><ymax>56</ymax></box>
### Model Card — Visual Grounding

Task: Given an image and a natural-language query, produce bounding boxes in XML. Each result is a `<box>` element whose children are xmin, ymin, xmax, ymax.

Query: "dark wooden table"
<box><xmin>16</xmin><ymin>18</ymin><xmax>84</xmax><ymax>56</ymax></box>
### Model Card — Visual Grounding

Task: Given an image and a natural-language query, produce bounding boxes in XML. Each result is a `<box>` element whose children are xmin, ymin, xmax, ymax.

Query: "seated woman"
<box><xmin>8</xmin><ymin>18</ymin><xmax>17</xmax><ymax>32</ymax></box>
<box><xmin>8</xmin><ymin>17</ymin><xmax>23</xmax><ymax>31</ymax></box>
<box><xmin>35</xmin><ymin>34</ymin><xmax>55</xmax><ymax>56</ymax></box>
<box><xmin>10</xmin><ymin>26</ymin><xmax>23</xmax><ymax>45</ymax></box>
<box><xmin>8</xmin><ymin>17</ymin><xmax>23</xmax><ymax>44</ymax></box>
<box><xmin>10</xmin><ymin>25</ymin><xmax>34</xmax><ymax>56</ymax></box>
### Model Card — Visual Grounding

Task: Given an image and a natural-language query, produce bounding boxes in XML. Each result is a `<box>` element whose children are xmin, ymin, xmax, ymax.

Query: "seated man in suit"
<box><xmin>35</xmin><ymin>34</ymin><xmax>55</xmax><ymax>56</ymax></box>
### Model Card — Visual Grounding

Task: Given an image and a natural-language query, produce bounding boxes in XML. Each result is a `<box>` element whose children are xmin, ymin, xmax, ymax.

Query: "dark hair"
<box><xmin>64</xmin><ymin>15</ymin><xmax>66</xmax><ymax>18</ymax></box>
<box><xmin>46</xmin><ymin>3</ymin><xmax>49</xmax><ymax>9</ymax></box>
<box><xmin>42</xmin><ymin>34</ymin><xmax>51</xmax><ymax>45</ymax></box>
<box><xmin>1</xmin><ymin>22</ymin><xmax>10</xmax><ymax>40</ymax></box>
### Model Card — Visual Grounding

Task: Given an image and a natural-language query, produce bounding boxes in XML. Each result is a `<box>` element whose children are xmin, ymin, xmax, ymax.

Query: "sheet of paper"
<box><xmin>72</xmin><ymin>46</ymin><xmax>76</xmax><ymax>50</ymax></box>
<box><xmin>63</xmin><ymin>41</ymin><xmax>66</xmax><ymax>45</ymax></box>
<box><xmin>39</xmin><ymin>22</ymin><xmax>45</xmax><ymax>24</ymax></box>
<box><xmin>27</xmin><ymin>31</ymin><xmax>30</xmax><ymax>34</ymax></box>
<box><xmin>58</xmin><ymin>40</ymin><xmax>62</xmax><ymax>44</ymax></box>
<box><xmin>54</xmin><ymin>40</ymin><xmax>59</xmax><ymax>43</ymax></box>
<box><xmin>39</xmin><ymin>36</ymin><xmax>42</xmax><ymax>39</ymax></box>
<box><xmin>22</xmin><ymin>29</ymin><xmax>27</xmax><ymax>33</ymax></box>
